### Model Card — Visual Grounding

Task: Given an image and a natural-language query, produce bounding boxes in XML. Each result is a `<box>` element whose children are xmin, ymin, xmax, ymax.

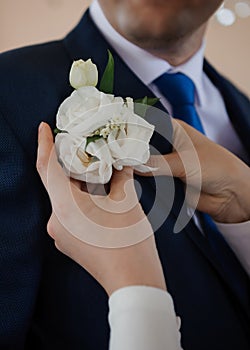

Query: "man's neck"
<box><xmin>147</xmin><ymin>24</ymin><xmax>207</xmax><ymax>66</ymax></box>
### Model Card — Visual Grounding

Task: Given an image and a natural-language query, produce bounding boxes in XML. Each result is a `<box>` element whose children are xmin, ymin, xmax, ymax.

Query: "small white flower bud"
<box><xmin>69</xmin><ymin>59</ymin><xmax>98</xmax><ymax>89</ymax></box>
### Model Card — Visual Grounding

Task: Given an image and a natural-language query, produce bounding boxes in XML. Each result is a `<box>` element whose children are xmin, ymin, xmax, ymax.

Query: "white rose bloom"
<box><xmin>56</xmin><ymin>86</ymin><xmax>123</xmax><ymax>133</ymax></box>
<box><xmin>55</xmin><ymin>133</ymin><xmax>113</xmax><ymax>184</ymax></box>
<box><xmin>69</xmin><ymin>59</ymin><xmax>98</xmax><ymax>89</ymax></box>
<box><xmin>107</xmin><ymin>100</ymin><xmax>154</xmax><ymax>171</ymax></box>
<box><xmin>55</xmin><ymin>86</ymin><xmax>155</xmax><ymax>184</ymax></box>
<box><xmin>55</xmin><ymin>133</ymin><xmax>87</xmax><ymax>177</ymax></box>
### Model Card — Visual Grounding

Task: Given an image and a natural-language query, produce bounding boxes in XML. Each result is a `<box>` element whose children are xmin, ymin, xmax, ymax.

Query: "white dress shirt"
<box><xmin>89</xmin><ymin>2</ymin><xmax>250</xmax><ymax>350</ymax></box>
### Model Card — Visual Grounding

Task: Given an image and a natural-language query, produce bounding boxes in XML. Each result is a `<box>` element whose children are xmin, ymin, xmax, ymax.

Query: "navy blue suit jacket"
<box><xmin>0</xmin><ymin>10</ymin><xmax>250</xmax><ymax>350</ymax></box>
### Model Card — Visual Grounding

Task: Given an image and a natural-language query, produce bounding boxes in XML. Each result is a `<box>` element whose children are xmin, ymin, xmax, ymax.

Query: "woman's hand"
<box><xmin>139</xmin><ymin>119</ymin><xmax>250</xmax><ymax>224</ymax></box>
<box><xmin>36</xmin><ymin>122</ymin><xmax>166</xmax><ymax>296</ymax></box>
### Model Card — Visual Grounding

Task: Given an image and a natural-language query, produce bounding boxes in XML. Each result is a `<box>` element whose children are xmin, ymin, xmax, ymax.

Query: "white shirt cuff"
<box><xmin>108</xmin><ymin>286</ymin><xmax>182</xmax><ymax>350</ymax></box>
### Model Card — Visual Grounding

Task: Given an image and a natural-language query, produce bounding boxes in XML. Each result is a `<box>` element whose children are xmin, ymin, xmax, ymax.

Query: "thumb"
<box><xmin>109</xmin><ymin>167</ymin><xmax>135</xmax><ymax>201</ymax></box>
<box><xmin>36</xmin><ymin>122</ymin><xmax>54</xmax><ymax>190</ymax></box>
<box><xmin>36</xmin><ymin>122</ymin><xmax>71</xmax><ymax>198</ymax></box>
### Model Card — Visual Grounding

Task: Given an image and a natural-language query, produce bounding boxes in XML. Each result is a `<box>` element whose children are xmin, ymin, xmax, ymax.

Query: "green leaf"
<box><xmin>54</xmin><ymin>128</ymin><xmax>68</xmax><ymax>135</ymax></box>
<box><xmin>134</xmin><ymin>96</ymin><xmax>160</xmax><ymax>118</ymax></box>
<box><xmin>86</xmin><ymin>135</ymin><xmax>102</xmax><ymax>148</ymax></box>
<box><xmin>134</xmin><ymin>102</ymin><xmax>148</xmax><ymax>118</ymax></box>
<box><xmin>134</xmin><ymin>96</ymin><xmax>160</xmax><ymax>106</ymax></box>
<box><xmin>144</xmin><ymin>97</ymin><xmax>160</xmax><ymax>106</ymax></box>
<box><xmin>99</xmin><ymin>50</ymin><xmax>115</xmax><ymax>94</ymax></box>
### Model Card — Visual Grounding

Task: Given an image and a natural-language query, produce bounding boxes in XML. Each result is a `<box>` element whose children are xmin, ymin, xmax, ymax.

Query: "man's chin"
<box><xmin>123</xmin><ymin>30</ymin><xmax>188</xmax><ymax>53</ymax></box>
<box><xmin>116</xmin><ymin>15</ymin><xmax>192</xmax><ymax>51</ymax></box>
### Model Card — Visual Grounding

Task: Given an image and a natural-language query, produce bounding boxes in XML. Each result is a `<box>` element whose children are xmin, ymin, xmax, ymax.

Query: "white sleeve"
<box><xmin>215</xmin><ymin>220</ymin><xmax>250</xmax><ymax>276</ymax></box>
<box><xmin>108</xmin><ymin>286</ymin><xmax>183</xmax><ymax>350</ymax></box>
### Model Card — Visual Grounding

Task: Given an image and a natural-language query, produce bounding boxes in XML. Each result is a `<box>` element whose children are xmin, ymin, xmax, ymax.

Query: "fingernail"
<box><xmin>39</xmin><ymin>122</ymin><xmax>44</xmax><ymax>133</ymax></box>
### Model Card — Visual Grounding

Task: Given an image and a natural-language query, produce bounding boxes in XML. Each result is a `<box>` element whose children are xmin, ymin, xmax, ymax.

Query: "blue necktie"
<box><xmin>153</xmin><ymin>72</ymin><xmax>249</xmax><ymax>307</ymax></box>
<box><xmin>154</xmin><ymin>72</ymin><xmax>205</xmax><ymax>132</ymax></box>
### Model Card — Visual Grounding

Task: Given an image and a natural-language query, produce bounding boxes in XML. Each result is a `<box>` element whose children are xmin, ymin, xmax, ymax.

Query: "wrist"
<box><xmin>212</xmin><ymin>185</ymin><xmax>250</xmax><ymax>224</ymax></box>
<box><xmin>105</xmin><ymin>272</ymin><xmax>167</xmax><ymax>297</ymax></box>
<box><xmin>102</xmin><ymin>254</ymin><xmax>167</xmax><ymax>297</ymax></box>
<box><xmin>96</xmin><ymin>237</ymin><xmax>167</xmax><ymax>297</ymax></box>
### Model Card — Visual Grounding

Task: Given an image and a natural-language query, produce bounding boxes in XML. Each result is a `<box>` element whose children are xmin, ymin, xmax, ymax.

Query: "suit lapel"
<box><xmin>204</xmin><ymin>60</ymin><xmax>250</xmax><ymax>160</ymax></box>
<box><xmin>63</xmin><ymin>10</ymin><xmax>172</xmax><ymax>156</ymax></box>
<box><xmin>63</xmin><ymin>10</ymin><xmax>151</xmax><ymax>98</ymax></box>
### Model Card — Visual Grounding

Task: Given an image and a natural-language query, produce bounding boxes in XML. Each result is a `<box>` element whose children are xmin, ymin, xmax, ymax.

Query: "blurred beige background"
<box><xmin>0</xmin><ymin>0</ymin><xmax>249</xmax><ymax>96</ymax></box>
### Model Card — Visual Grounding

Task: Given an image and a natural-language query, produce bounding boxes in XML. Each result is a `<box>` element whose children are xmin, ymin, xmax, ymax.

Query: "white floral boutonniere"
<box><xmin>55</xmin><ymin>51</ymin><xmax>158</xmax><ymax>184</ymax></box>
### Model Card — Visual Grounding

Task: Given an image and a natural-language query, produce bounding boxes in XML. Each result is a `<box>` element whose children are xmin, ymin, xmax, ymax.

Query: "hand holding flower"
<box><xmin>37</xmin><ymin>123</ymin><xmax>166</xmax><ymax>296</ymax></box>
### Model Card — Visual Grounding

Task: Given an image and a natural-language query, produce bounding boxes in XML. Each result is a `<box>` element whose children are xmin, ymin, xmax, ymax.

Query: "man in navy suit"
<box><xmin>0</xmin><ymin>0</ymin><xmax>249</xmax><ymax>349</ymax></box>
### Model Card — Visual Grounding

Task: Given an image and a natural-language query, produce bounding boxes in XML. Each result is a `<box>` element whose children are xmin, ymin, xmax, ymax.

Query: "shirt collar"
<box><xmin>90</xmin><ymin>0</ymin><xmax>206</xmax><ymax>106</ymax></box>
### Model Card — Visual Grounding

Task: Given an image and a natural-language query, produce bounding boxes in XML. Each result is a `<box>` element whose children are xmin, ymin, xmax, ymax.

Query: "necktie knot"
<box><xmin>154</xmin><ymin>72</ymin><xmax>195</xmax><ymax>107</ymax></box>
<box><xmin>153</xmin><ymin>72</ymin><xmax>204</xmax><ymax>133</ymax></box>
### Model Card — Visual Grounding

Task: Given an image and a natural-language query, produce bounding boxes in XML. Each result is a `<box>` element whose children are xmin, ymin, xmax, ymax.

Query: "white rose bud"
<box><xmin>69</xmin><ymin>59</ymin><xmax>98</xmax><ymax>89</ymax></box>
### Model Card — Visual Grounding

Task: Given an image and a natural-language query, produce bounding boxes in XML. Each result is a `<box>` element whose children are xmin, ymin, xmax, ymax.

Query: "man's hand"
<box><xmin>139</xmin><ymin>119</ymin><xmax>250</xmax><ymax>224</ymax></box>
